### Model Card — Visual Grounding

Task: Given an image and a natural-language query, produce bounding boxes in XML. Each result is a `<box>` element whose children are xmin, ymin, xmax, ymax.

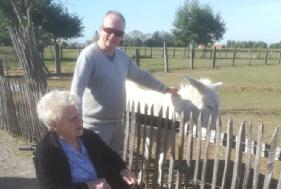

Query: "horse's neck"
<box><xmin>171</xmin><ymin>95</ymin><xmax>198</xmax><ymax>115</ymax></box>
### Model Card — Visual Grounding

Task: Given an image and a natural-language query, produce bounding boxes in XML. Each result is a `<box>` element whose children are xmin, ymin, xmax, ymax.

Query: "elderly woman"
<box><xmin>35</xmin><ymin>90</ymin><xmax>136</xmax><ymax>189</ymax></box>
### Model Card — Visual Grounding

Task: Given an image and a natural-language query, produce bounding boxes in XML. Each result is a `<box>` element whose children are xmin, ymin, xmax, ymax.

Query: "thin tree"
<box><xmin>0</xmin><ymin>0</ymin><xmax>47</xmax><ymax>93</ymax></box>
<box><xmin>32</xmin><ymin>2</ymin><xmax>84</xmax><ymax>73</ymax></box>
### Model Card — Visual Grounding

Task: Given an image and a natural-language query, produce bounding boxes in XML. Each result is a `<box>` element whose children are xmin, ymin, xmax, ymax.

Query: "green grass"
<box><xmin>152</xmin><ymin>65</ymin><xmax>281</xmax><ymax>144</ymax></box>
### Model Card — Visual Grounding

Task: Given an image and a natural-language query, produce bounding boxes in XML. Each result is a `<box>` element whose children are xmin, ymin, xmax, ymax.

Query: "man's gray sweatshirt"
<box><xmin>71</xmin><ymin>43</ymin><xmax>168</xmax><ymax>125</ymax></box>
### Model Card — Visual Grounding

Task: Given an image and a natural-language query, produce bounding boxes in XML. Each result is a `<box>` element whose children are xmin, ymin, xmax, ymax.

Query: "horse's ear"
<box><xmin>184</xmin><ymin>76</ymin><xmax>206</xmax><ymax>93</ymax></box>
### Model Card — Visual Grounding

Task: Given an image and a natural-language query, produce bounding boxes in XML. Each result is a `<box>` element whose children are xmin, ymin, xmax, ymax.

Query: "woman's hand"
<box><xmin>120</xmin><ymin>169</ymin><xmax>136</xmax><ymax>186</ymax></box>
<box><xmin>87</xmin><ymin>178</ymin><xmax>111</xmax><ymax>189</ymax></box>
<box><xmin>165</xmin><ymin>87</ymin><xmax>178</xmax><ymax>95</ymax></box>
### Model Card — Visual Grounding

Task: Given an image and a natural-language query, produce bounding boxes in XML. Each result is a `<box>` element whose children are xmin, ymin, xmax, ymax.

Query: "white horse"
<box><xmin>126</xmin><ymin>76</ymin><xmax>223</xmax><ymax>184</ymax></box>
<box><xmin>126</xmin><ymin>76</ymin><xmax>222</xmax><ymax>128</ymax></box>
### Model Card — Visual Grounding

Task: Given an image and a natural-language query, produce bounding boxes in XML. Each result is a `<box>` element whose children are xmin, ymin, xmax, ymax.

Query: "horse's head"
<box><xmin>177</xmin><ymin>76</ymin><xmax>223</xmax><ymax>129</ymax></box>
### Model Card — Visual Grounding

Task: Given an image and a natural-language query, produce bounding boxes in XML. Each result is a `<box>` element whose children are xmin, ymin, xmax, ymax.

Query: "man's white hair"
<box><xmin>36</xmin><ymin>90</ymin><xmax>80</xmax><ymax>128</ymax></box>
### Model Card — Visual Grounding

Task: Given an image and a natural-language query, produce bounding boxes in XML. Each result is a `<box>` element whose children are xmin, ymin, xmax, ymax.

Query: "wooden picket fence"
<box><xmin>122</xmin><ymin>102</ymin><xmax>281</xmax><ymax>189</ymax></box>
<box><xmin>0</xmin><ymin>76</ymin><xmax>46</xmax><ymax>142</ymax></box>
<box><xmin>1</xmin><ymin>76</ymin><xmax>281</xmax><ymax>188</ymax></box>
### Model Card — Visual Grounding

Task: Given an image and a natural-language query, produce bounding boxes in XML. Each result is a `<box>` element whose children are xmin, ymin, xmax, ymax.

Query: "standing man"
<box><xmin>71</xmin><ymin>10</ymin><xmax>177</xmax><ymax>153</ymax></box>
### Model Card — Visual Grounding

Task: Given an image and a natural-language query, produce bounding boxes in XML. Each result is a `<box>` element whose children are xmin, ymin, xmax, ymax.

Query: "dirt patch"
<box><xmin>0</xmin><ymin>129</ymin><xmax>38</xmax><ymax>189</ymax></box>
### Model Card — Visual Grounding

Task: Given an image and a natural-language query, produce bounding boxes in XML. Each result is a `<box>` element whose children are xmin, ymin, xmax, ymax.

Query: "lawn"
<box><xmin>152</xmin><ymin>64</ymin><xmax>281</xmax><ymax>144</ymax></box>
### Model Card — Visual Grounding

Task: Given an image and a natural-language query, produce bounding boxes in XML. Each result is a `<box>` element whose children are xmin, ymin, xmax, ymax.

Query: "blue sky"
<box><xmin>61</xmin><ymin>0</ymin><xmax>281</xmax><ymax>45</ymax></box>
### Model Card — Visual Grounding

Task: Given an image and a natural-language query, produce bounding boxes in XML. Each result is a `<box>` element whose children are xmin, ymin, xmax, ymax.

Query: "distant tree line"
<box><xmin>120</xmin><ymin>30</ymin><xmax>175</xmax><ymax>47</ymax></box>
<box><xmin>226</xmin><ymin>40</ymin><xmax>281</xmax><ymax>49</ymax></box>
<box><xmin>269</xmin><ymin>42</ymin><xmax>281</xmax><ymax>49</ymax></box>
<box><xmin>117</xmin><ymin>33</ymin><xmax>278</xmax><ymax>49</ymax></box>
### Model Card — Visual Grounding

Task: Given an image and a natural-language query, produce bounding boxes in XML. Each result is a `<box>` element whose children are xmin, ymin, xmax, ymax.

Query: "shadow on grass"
<box><xmin>0</xmin><ymin>177</ymin><xmax>38</xmax><ymax>189</ymax></box>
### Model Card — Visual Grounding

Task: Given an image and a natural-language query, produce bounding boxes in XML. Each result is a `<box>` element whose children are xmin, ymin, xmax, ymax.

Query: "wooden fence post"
<box><xmin>0</xmin><ymin>59</ymin><xmax>4</xmax><ymax>76</ymax></box>
<box><xmin>193</xmin><ymin>113</ymin><xmax>202</xmax><ymax>186</ymax></box>
<box><xmin>225</xmin><ymin>48</ymin><xmax>229</xmax><ymax>58</ymax></box>
<box><xmin>135</xmin><ymin>48</ymin><xmax>140</xmax><ymax>67</ymax></box>
<box><xmin>211</xmin><ymin>118</ymin><xmax>222</xmax><ymax>189</ymax></box>
<box><xmin>189</xmin><ymin>47</ymin><xmax>195</xmax><ymax>69</ymax></box>
<box><xmin>78</xmin><ymin>46</ymin><xmax>81</xmax><ymax>54</ymax></box>
<box><xmin>150</xmin><ymin>47</ymin><xmax>152</xmax><ymax>58</ymax></box>
<box><xmin>252</xmin><ymin>124</ymin><xmax>264</xmax><ymax>189</ymax></box>
<box><xmin>221</xmin><ymin>119</ymin><xmax>233</xmax><ymax>189</ymax></box>
<box><xmin>242</xmin><ymin>124</ymin><xmax>252</xmax><ymax>189</ymax></box>
<box><xmin>201</xmin><ymin>116</ymin><xmax>212</xmax><ymax>189</ymax></box>
<box><xmin>187</xmin><ymin>47</ymin><xmax>190</xmax><ymax>58</ymax></box>
<box><xmin>175</xmin><ymin>112</ymin><xmax>185</xmax><ymax>189</ymax></box>
<box><xmin>210</xmin><ymin>48</ymin><xmax>213</xmax><ymax>58</ymax></box>
<box><xmin>60</xmin><ymin>44</ymin><xmax>63</xmax><ymax>60</ymax></box>
<box><xmin>231</xmin><ymin>122</ymin><xmax>245</xmax><ymax>189</ymax></box>
<box><xmin>55</xmin><ymin>43</ymin><xmax>61</xmax><ymax>73</ymax></box>
<box><xmin>144</xmin><ymin>48</ymin><xmax>147</xmax><ymax>57</ymax></box>
<box><xmin>218</xmin><ymin>48</ymin><xmax>221</xmax><ymax>58</ymax></box>
<box><xmin>201</xmin><ymin>48</ymin><xmax>204</xmax><ymax>58</ymax></box>
<box><xmin>128</xmin><ymin>102</ymin><xmax>136</xmax><ymax>170</ymax></box>
<box><xmin>152</xmin><ymin>107</ymin><xmax>164</xmax><ymax>188</ymax></box>
<box><xmin>186</xmin><ymin>112</ymin><xmax>194</xmax><ymax>186</ymax></box>
<box><xmin>265</xmin><ymin>48</ymin><xmax>269</xmax><ymax>65</ymax></box>
<box><xmin>159</xmin><ymin>107</ymin><xmax>170</xmax><ymax>188</ymax></box>
<box><xmin>203</xmin><ymin>48</ymin><xmax>207</xmax><ymax>58</ymax></box>
<box><xmin>263</xmin><ymin>127</ymin><xmax>279</xmax><ymax>189</ymax></box>
<box><xmin>249</xmin><ymin>48</ymin><xmax>253</xmax><ymax>66</ymax></box>
<box><xmin>212</xmin><ymin>47</ymin><xmax>216</xmax><ymax>69</ymax></box>
<box><xmin>163</xmin><ymin>41</ymin><xmax>169</xmax><ymax>73</ymax></box>
<box><xmin>232</xmin><ymin>47</ymin><xmax>237</xmax><ymax>67</ymax></box>
<box><xmin>122</xmin><ymin>101</ymin><xmax>131</xmax><ymax>161</ymax></box>
<box><xmin>257</xmin><ymin>50</ymin><xmax>261</xmax><ymax>59</ymax></box>
<box><xmin>4</xmin><ymin>53</ymin><xmax>9</xmax><ymax>76</ymax></box>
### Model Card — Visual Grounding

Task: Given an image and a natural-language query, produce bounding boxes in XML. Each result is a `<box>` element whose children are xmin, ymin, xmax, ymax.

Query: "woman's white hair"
<box><xmin>36</xmin><ymin>90</ymin><xmax>80</xmax><ymax>128</ymax></box>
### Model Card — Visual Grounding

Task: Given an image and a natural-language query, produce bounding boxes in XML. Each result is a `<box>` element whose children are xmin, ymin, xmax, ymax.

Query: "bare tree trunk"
<box><xmin>8</xmin><ymin>25</ymin><xmax>47</xmax><ymax>93</ymax></box>
<box><xmin>7</xmin><ymin>0</ymin><xmax>47</xmax><ymax>94</ymax></box>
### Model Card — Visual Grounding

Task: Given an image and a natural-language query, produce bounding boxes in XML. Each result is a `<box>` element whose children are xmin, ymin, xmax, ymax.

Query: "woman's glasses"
<box><xmin>102</xmin><ymin>27</ymin><xmax>124</xmax><ymax>37</ymax></box>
